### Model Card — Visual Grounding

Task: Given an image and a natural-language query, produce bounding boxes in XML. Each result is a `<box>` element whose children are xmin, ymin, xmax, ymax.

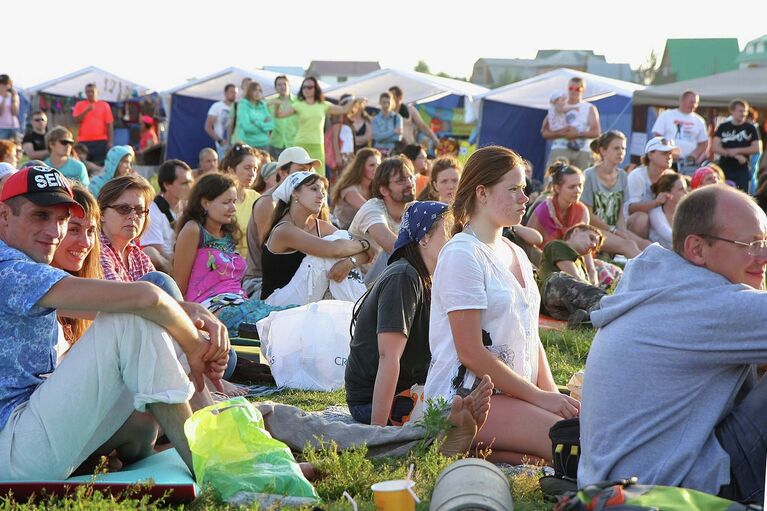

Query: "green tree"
<box><xmin>414</xmin><ymin>60</ymin><xmax>431</xmax><ymax>73</ymax></box>
<box><xmin>636</xmin><ymin>50</ymin><xmax>660</xmax><ymax>85</ymax></box>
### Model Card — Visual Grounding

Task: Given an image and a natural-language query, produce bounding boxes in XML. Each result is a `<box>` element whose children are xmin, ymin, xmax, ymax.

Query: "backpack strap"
<box><xmin>154</xmin><ymin>195</ymin><xmax>175</xmax><ymax>226</ymax></box>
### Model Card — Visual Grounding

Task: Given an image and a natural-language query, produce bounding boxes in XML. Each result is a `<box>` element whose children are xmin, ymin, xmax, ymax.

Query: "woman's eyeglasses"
<box><xmin>58</xmin><ymin>139</ymin><xmax>74</xmax><ymax>146</ymax></box>
<box><xmin>105</xmin><ymin>204</ymin><xmax>149</xmax><ymax>217</ymax></box>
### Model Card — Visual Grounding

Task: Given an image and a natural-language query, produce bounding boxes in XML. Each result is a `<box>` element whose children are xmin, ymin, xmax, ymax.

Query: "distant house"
<box><xmin>655</xmin><ymin>38</ymin><xmax>739</xmax><ymax>84</ymax></box>
<box><xmin>471</xmin><ymin>50</ymin><xmax>635</xmax><ymax>87</ymax></box>
<box><xmin>738</xmin><ymin>34</ymin><xmax>767</xmax><ymax>68</ymax></box>
<box><xmin>305</xmin><ymin>61</ymin><xmax>380</xmax><ymax>85</ymax></box>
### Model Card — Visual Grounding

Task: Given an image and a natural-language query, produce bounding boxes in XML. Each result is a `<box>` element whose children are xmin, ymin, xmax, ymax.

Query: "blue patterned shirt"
<box><xmin>0</xmin><ymin>240</ymin><xmax>68</xmax><ymax>430</ymax></box>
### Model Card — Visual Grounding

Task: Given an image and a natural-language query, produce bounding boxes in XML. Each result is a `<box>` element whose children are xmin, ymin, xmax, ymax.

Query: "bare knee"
<box><xmin>627</xmin><ymin>212</ymin><xmax>649</xmax><ymax>239</ymax></box>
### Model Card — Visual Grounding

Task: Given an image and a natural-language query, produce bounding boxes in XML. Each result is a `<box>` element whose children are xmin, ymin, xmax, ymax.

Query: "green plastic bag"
<box><xmin>184</xmin><ymin>397</ymin><xmax>320</xmax><ymax>506</ymax></box>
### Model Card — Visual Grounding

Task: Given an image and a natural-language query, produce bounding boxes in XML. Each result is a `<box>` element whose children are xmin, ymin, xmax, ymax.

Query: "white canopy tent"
<box><xmin>163</xmin><ymin>67</ymin><xmax>311</xmax><ymax>165</ymax></box>
<box><xmin>476</xmin><ymin>67</ymin><xmax>644</xmax><ymax>109</ymax></box>
<box><xmin>160</xmin><ymin>66</ymin><xmax>309</xmax><ymax>106</ymax></box>
<box><xmin>25</xmin><ymin>66</ymin><xmax>153</xmax><ymax>102</ymax></box>
<box><xmin>324</xmin><ymin>68</ymin><xmax>488</xmax><ymax>122</ymax></box>
<box><xmin>476</xmin><ymin>68</ymin><xmax>644</xmax><ymax>176</ymax></box>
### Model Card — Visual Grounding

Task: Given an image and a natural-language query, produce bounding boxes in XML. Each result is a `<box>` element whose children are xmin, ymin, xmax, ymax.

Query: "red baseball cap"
<box><xmin>0</xmin><ymin>164</ymin><xmax>84</xmax><ymax>218</ymax></box>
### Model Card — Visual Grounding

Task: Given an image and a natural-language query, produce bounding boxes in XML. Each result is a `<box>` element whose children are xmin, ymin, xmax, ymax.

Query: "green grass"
<box><xmin>4</xmin><ymin>327</ymin><xmax>595</xmax><ymax>510</ymax></box>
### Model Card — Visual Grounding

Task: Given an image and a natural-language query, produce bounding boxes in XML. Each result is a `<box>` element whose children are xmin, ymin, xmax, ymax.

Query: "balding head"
<box><xmin>674</xmin><ymin>186</ymin><xmax>762</xmax><ymax>254</ymax></box>
<box><xmin>675</xmin><ymin>185</ymin><xmax>767</xmax><ymax>288</ymax></box>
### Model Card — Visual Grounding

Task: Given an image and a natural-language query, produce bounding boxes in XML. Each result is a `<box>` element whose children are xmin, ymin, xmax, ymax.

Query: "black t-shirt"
<box><xmin>21</xmin><ymin>132</ymin><xmax>46</xmax><ymax>152</ymax></box>
<box><xmin>715</xmin><ymin>120</ymin><xmax>760</xmax><ymax>175</ymax></box>
<box><xmin>344</xmin><ymin>259</ymin><xmax>430</xmax><ymax>406</ymax></box>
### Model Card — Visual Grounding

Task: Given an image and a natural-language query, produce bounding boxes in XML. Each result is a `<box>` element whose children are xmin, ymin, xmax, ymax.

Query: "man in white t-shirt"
<box><xmin>541</xmin><ymin>76</ymin><xmax>601</xmax><ymax>170</ymax></box>
<box><xmin>651</xmin><ymin>90</ymin><xmax>709</xmax><ymax>176</ymax></box>
<box><xmin>141</xmin><ymin>159</ymin><xmax>193</xmax><ymax>274</ymax></box>
<box><xmin>349</xmin><ymin>156</ymin><xmax>415</xmax><ymax>283</ymax></box>
<box><xmin>205</xmin><ymin>84</ymin><xmax>237</xmax><ymax>158</ymax></box>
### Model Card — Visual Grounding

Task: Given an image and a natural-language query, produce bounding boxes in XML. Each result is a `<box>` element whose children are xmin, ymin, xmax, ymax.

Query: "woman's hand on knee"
<box><xmin>531</xmin><ymin>389</ymin><xmax>580</xmax><ymax>419</ymax></box>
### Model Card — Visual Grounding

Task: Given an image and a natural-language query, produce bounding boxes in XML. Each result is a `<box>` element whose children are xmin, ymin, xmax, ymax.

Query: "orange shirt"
<box><xmin>73</xmin><ymin>100</ymin><xmax>114</xmax><ymax>142</ymax></box>
<box><xmin>415</xmin><ymin>174</ymin><xmax>430</xmax><ymax>197</ymax></box>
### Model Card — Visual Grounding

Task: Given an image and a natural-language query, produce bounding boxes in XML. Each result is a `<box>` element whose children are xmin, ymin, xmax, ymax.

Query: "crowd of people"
<box><xmin>2</xmin><ymin>71</ymin><xmax>767</xmax><ymax>505</ymax></box>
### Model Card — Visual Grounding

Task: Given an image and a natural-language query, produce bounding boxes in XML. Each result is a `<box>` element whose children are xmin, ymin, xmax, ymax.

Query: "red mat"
<box><xmin>539</xmin><ymin>314</ymin><xmax>567</xmax><ymax>331</ymax></box>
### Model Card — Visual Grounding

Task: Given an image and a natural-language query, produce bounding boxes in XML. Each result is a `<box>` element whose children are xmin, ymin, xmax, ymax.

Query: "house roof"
<box><xmin>738</xmin><ymin>34</ymin><xmax>767</xmax><ymax>64</ymax></box>
<box><xmin>474</xmin><ymin>51</ymin><xmax>619</xmax><ymax>84</ymax></box>
<box><xmin>307</xmin><ymin>61</ymin><xmax>380</xmax><ymax>77</ymax></box>
<box><xmin>660</xmin><ymin>38</ymin><xmax>739</xmax><ymax>81</ymax></box>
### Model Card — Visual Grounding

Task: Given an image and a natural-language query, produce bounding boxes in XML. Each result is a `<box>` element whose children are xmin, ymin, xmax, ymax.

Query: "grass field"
<box><xmin>2</xmin><ymin>327</ymin><xmax>594</xmax><ymax>510</ymax></box>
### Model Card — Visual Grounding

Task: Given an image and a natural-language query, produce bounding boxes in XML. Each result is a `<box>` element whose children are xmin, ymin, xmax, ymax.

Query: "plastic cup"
<box><xmin>371</xmin><ymin>479</ymin><xmax>416</xmax><ymax>511</ymax></box>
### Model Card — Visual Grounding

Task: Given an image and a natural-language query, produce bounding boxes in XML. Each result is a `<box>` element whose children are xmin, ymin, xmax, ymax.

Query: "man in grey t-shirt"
<box><xmin>580</xmin><ymin>185</ymin><xmax>767</xmax><ymax>502</ymax></box>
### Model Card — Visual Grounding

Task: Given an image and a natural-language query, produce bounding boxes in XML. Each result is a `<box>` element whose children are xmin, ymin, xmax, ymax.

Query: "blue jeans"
<box><xmin>348</xmin><ymin>403</ymin><xmax>373</xmax><ymax>424</ymax></box>
<box><xmin>138</xmin><ymin>272</ymin><xmax>237</xmax><ymax>380</ymax></box>
<box><xmin>716</xmin><ymin>367</ymin><xmax>767</xmax><ymax>502</ymax></box>
<box><xmin>82</xmin><ymin>140</ymin><xmax>108</xmax><ymax>165</ymax></box>
<box><xmin>0</xmin><ymin>128</ymin><xmax>18</xmax><ymax>141</ymax></box>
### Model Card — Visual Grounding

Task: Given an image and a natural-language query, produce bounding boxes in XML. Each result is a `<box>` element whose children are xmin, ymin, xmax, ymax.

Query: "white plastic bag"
<box><xmin>256</xmin><ymin>300</ymin><xmax>354</xmax><ymax>391</ymax></box>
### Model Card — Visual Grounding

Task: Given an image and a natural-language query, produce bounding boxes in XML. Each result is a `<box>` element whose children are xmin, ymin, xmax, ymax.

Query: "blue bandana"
<box><xmin>389</xmin><ymin>201</ymin><xmax>448</xmax><ymax>263</ymax></box>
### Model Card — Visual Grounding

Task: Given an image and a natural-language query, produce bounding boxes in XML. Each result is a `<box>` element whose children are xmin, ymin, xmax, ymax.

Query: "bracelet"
<box><xmin>358</xmin><ymin>238</ymin><xmax>370</xmax><ymax>252</ymax></box>
<box><xmin>609</xmin><ymin>226</ymin><xmax>617</xmax><ymax>234</ymax></box>
<box><xmin>349</xmin><ymin>255</ymin><xmax>358</xmax><ymax>267</ymax></box>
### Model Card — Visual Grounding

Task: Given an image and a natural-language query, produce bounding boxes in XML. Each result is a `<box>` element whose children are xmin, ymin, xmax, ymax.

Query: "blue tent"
<box><xmin>163</xmin><ymin>67</ymin><xmax>305</xmax><ymax>167</ymax></box>
<box><xmin>477</xmin><ymin>68</ymin><xmax>643</xmax><ymax>180</ymax></box>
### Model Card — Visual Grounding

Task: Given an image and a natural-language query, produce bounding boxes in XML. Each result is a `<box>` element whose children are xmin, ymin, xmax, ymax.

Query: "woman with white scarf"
<box><xmin>261</xmin><ymin>171</ymin><xmax>374</xmax><ymax>305</ymax></box>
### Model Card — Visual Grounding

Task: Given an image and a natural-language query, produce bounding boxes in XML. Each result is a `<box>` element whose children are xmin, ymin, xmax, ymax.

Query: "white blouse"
<box><xmin>425</xmin><ymin>232</ymin><xmax>540</xmax><ymax>400</ymax></box>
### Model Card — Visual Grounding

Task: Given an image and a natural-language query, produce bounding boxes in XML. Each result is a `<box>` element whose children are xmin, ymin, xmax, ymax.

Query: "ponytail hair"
<box><xmin>589</xmin><ymin>130</ymin><xmax>627</xmax><ymax>161</ymax></box>
<box><xmin>451</xmin><ymin>146</ymin><xmax>524</xmax><ymax>235</ymax></box>
<box><xmin>543</xmin><ymin>161</ymin><xmax>583</xmax><ymax>195</ymax></box>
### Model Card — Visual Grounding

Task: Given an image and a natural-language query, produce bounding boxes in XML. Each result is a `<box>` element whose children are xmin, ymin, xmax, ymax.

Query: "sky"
<box><xmin>6</xmin><ymin>0</ymin><xmax>767</xmax><ymax>91</ymax></box>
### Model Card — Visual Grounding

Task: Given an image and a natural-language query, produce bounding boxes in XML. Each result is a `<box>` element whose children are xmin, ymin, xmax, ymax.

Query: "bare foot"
<box><xmin>438</xmin><ymin>376</ymin><xmax>494</xmax><ymax>456</ymax></box>
<box><xmin>469</xmin><ymin>375</ymin><xmax>493</xmax><ymax>433</ymax></box>
<box><xmin>209</xmin><ymin>378</ymin><xmax>248</xmax><ymax>398</ymax></box>
<box><xmin>438</xmin><ymin>395</ymin><xmax>477</xmax><ymax>456</ymax></box>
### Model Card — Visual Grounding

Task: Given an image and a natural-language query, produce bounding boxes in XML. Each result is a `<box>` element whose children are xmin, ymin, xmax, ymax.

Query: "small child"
<box><xmin>547</xmin><ymin>91</ymin><xmax>579</xmax><ymax>131</ymax></box>
<box><xmin>538</xmin><ymin>223</ymin><xmax>608</xmax><ymax>328</ymax></box>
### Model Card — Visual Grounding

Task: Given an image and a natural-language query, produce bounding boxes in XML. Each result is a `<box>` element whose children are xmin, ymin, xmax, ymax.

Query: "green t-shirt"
<box><xmin>292</xmin><ymin>100</ymin><xmax>330</xmax><ymax>145</ymax></box>
<box><xmin>270</xmin><ymin>95</ymin><xmax>298</xmax><ymax>149</ymax></box>
<box><xmin>538</xmin><ymin>240</ymin><xmax>587</xmax><ymax>291</ymax></box>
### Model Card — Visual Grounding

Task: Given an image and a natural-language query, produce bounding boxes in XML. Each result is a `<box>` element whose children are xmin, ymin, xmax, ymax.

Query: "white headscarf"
<box><xmin>272</xmin><ymin>170</ymin><xmax>316</xmax><ymax>204</ymax></box>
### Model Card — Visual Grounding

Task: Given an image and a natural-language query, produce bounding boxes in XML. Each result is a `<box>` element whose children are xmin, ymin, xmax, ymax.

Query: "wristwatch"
<box><xmin>349</xmin><ymin>256</ymin><xmax>359</xmax><ymax>267</ymax></box>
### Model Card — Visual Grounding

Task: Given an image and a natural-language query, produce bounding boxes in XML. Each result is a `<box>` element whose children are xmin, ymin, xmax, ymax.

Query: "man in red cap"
<box><xmin>0</xmin><ymin>164</ymin><xmax>229</xmax><ymax>480</ymax></box>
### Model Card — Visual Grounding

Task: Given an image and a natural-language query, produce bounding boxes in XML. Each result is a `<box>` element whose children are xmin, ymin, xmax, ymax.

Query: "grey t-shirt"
<box><xmin>344</xmin><ymin>259</ymin><xmax>431</xmax><ymax>406</ymax></box>
<box><xmin>581</xmin><ymin>166</ymin><xmax>628</xmax><ymax>227</ymax></box>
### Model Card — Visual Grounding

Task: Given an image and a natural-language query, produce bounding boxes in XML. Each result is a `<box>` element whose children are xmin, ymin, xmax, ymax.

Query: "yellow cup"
<box><xmin>371</xmin><ymin>479</ymin><xmax>416</xmax><ymax>511</ymax></box>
